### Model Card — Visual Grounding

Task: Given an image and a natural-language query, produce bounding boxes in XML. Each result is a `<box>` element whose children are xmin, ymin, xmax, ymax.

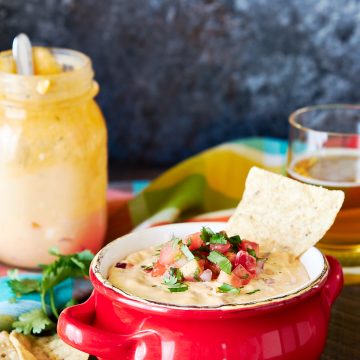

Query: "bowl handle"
<box><xmin>322</xmin><ymin>255</ymin><xmax>344</xmax><ymax>309</ymax></box>
<box><xmin>57</xmin><ymin>292</ymin><xmax>161</xmax><ymax>359</ymax></box>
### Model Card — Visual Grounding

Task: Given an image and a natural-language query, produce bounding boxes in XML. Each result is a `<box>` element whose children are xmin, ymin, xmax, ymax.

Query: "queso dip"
<box><xmin>108</xmin><ymin>227</ymin><xmax>309</xmax><ymax>307</ymax></box>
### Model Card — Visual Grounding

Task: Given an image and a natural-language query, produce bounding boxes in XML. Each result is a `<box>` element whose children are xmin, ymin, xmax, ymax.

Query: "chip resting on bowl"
<box><xmin>226</xmin><ymin>167</ymin><xmax>344</xmax><ymax>257</ymax></box>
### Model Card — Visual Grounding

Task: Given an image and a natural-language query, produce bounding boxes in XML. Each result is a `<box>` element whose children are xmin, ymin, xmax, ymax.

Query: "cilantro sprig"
<box><xmin>207</xmin><ymin>251</ymin><xmax>232</xmax><ymax>274</ymax></box>
<box><xmin>7</xmin><ymin>248</ymin><xmax>94</xmax><ymax>335</ymax></box>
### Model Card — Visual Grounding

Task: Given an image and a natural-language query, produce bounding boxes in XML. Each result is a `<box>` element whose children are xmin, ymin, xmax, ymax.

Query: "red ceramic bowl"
<box><xmin>58</xmin><ymin>222</ymin><xmax>343</xmax><ymax>360</ymax></box>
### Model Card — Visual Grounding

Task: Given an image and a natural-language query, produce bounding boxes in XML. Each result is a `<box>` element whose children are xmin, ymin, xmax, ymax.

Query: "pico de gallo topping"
<box><xmin>146</xmin><ymin>227</ymin><xmax>265</xmax><ymax>294</ymax></box>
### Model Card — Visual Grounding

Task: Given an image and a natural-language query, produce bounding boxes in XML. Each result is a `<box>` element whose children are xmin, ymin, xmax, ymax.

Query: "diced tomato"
<box><xmin>151</xmin><ymin>261</ymin><xmax>166</xmax><ymax>276</ymax></box>
<box><xmin>217</xmin><ymin>270</ymin><xmax>243</xmax><ymax>288</ymax></box>
<box><xmin>232</xmin><ymin>264</ymin><xmax>253</xmax><ymax>285</ymax></box>
<box><xmin>241</xmin><ymin>240</ymin><xmax>260</xmax><ymax>258</ymax></box>
<box><xmin>197</xmin><ymin>259</ymin><xmax>206</xmax><ymax>272</ymax></box>
<box><xmin>184</xmin><ymin>232</ymin><xmax>204</xmax><ymax>251</ymax></box>
<box><xmin>224</xmin><ymin>251</ymin><xmax>236</xmax><ymax>266</ymax></box>
<box><xmin>209</xmin><ymin>242</ymin><xmax>231</xmax><ymax>254</ymax></box>
<box><xmin>229</xmin><ymin>274</ymin><xmax>244</xmax><ymax>288</ymax></box>
<box><xmin>159</xmin><ymin>243</ymin><xmax>181</xmax><ymax>265</ymax></box>
<box><xmin>235</xmin><ymin>250</ymin><xmax>257</xmax><ymax>275</ymax></box>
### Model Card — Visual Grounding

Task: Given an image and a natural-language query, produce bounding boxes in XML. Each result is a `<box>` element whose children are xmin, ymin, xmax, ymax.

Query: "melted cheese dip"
<box><xmin>108</xmin><ymin>247</ymin><xmax>310</xmax><ymax>307</ymax></box>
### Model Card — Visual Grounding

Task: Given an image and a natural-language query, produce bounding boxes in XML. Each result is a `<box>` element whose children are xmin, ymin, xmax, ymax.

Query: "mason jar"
<box><xmin>0</xmin><ymin>48</ymin><xmax>107</xmax><ymax>267</ymax></box>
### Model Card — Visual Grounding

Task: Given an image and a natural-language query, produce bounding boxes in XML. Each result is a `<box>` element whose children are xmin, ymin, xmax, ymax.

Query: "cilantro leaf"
<box><xmin>7</xmin><ymin>278</ymin><xmax>41</xmax><ymax>297</ymax></box>
<box><xmin>207</xmin><ymin>251</ymin><xmax>232</xmax><ymax>274</ymax></box>
<box><xmin>228</xmin><ymin>235</ymin><xmax>242</xmax><ymax>245</ymax></box>
<box><xmin>163</xmin><ymin>274</ymin><xmax>178</xmax><ymax>286</ymax></box>
<box><xmin>40</xmin><ymin>249</ymin><xmax>93</xmax><ymax>318</ymax></box>
<box><xmin>163</xmin><ymin>268</ymin><xmax>188</xmax><ymax>292</ymax></box>
<box><xmin>246</xmin><ymin>289</ymin><xmax>261</xmax><ymax>295</ymax></box>
<box><xmin>163</xmin><ymin>268</ymin><xmax>183</xmax><ymax>286</ymax></box>
<box><xmin>194</xmin><ymin>268</ymin><xmax>201</xmax><ymax>282</ymax></box>
<box><xmin>181</xmin><ymin>245</ymin><xmax>195</xmax><ymax>261</ymax></box>
<box><xmin>41</xmin><ymin>249</ymin><xmax>93</xmax><ymax>294</ymax></box>
<box><xmin>166</xmin><ymin>283</ymin><xmax>189</xmax><ymax>292</ymax></box>
<box><xmin>141</xmin><ymin>265</ymin><xmax>154</xmax><ymax>271</ymax></box>
<box><xmin>200</xmin><ymin>227</ymin><xmax>214</xmax><ymax>243</ymax></box>
<box><xmin>247</xmin><ymin>249</ymin><xmax>258</xmax><ymax>259</ymax></box>
<box><xmin>12</xmin><ymin>309</ymin><xmax>54</xmax><ymax>335</ymax></box>
<box><xmin>208</xmin><ymin>233</ymin><xmax>227</xmax><ymax>245</ymax></box>
<box><xmin>217</xmin><ymin>283</ymin><xmax>241</xmax><ymax>294</ymax></box>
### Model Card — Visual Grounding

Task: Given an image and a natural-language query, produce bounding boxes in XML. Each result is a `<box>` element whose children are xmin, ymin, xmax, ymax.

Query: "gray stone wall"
<box><xmin>1</xmin><ymin>0</ymin><xmax>360</xmax><ymax>166</ymax></box>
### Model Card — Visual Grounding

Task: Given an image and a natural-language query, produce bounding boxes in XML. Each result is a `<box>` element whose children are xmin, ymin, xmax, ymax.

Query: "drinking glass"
<box><xmin>287</xmin><ymin>104</ymin><xmax>360</xmax><ymax>278</ymax></box>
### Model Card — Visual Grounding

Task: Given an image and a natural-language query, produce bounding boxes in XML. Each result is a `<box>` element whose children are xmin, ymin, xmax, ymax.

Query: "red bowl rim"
<box><xmin>90</xmin><ymin>222</ymin><xmax>330</xmax><ymax>316</ymax></box>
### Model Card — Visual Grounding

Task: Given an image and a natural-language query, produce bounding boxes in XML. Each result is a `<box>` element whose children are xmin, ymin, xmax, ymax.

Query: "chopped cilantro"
<box><xmin>247</xmin><ymin>248</ymin><xmax>258</xmax><ymax>259</ymax></box>
<box><xmin>141</xmin><ymin>265</ymin><xmax>154</xmax><ymax>271</ymax></box>
<box><xmin>163</xmin><ymin>268</ymin><xmax>188</xmax><ymax>292</ymax></box>
<box><xmin>228</xmin><ymin>235</ymin><xmax>242</xmax><ymax>245</ymax></box>
<box><xmin>201</xmin><ymin>227</ymin><xmax>228</xmax><ymax>245</ymax></box>
<box><xmin>246</xmin><ymin>289</ymin><xmax>261</xmax><ymax>295</ymax></box>
<box><xmin>194</xmin><ymin>268</ymin><xmax>201</xmax><ymax>282</ymax></box>
<box><xmin>166</xmin><ymin>283</ymin><xmax>189</xmax><ymax>292</ymax></box>
<box><xmin>208</xmin><ymin>233</ymin><xmax>227</xmax><ymax>244</ymax></box>
<box><xmin>207</xmin><ymin>251</ymin><xmax>232</xmax><ymax>274</ymax></box>
<box><xmin>163</xmin><ymin>268</ymin><xmax>182</xmax><ymax>286</ymax></box>
<box><xmin>200</xmin><ymin>227</ymin><xmax>215</xmax><ymax>243</ymax></box>
<box><xmin>217</xmin><ymin>283</ymin><xmax>241</xmax><ymax>294</ymax></box>
<box><xmin>181</xmin><ymin>245</ymin><xmax>195</xmax><ymax>261</ymax></box>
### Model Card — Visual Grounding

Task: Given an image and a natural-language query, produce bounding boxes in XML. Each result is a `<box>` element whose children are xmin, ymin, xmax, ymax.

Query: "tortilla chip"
<box><xmin>31</xmin><ymin>335</ymin><xmax>88</xmax><ymax>360</ymax></box>
<box><xmin>226</xmin><ymin>167</ymin><xmax>344</xmax><ymax>257</ymax></box>
<box><xmin>9</xmin><ymin>332</ymin><xmax>36</xmax><ymax>360</ymax></box>
<box><xmin>9</xmin><ymin>332</ymin><xmax>88</xmax><ymax>360</ymax></box>
<box><xmin>0</xmin><ymin>331</ymin><xmax>19</xmax><ymax>359</ymax></box>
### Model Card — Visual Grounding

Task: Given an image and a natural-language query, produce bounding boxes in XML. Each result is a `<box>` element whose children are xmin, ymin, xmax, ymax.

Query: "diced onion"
<box><xmin>200</xmin><ymin>269</ymin><xmax>212</xmax><ymax>282</ymax></box>
<box><xmin>256</xmin><ymin>260</ymin><xmax>265</xmax><ymax>274</ymax></box>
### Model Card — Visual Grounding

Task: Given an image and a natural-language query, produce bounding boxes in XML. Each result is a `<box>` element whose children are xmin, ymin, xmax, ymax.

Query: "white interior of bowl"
<box><xmin>94</xmin><ymin>222</ymin><xmax>326</xmax><ymax>306</ymax></box>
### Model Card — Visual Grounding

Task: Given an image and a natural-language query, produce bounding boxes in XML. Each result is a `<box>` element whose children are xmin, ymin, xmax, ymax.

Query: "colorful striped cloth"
<box><xmin>108</xmin><ymin>137</ymin><xmax>287</xmax><ymax>239</ymax></box>
<box><xmin>0</xmin><ymin>137</ymin><xmax>287</xmax><ymax>325</ymax></box>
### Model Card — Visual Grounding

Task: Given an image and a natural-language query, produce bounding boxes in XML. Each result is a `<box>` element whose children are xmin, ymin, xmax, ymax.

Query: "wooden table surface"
<box><xmin>321</xmin><ymin>283</ymin><xmax>360</xmax><ymax>359</ymax></box>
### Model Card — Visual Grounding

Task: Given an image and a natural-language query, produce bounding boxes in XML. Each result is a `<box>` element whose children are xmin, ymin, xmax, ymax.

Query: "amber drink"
<box><xmin>287</xmin><ymin>105</ymin><xmax>360</xmax><ymax>275</ymax></box>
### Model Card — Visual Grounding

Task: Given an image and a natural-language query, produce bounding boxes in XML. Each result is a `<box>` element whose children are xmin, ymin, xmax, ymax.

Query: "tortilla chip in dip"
<box><xmin>226</xmin><ymin>167</ymin><xmax>344</xmax><ymax>257</ymax></box>
<box><xmin>0</xmin><ymin>331</ymin><xmax>18</xmax><ymax>359</ymax></box>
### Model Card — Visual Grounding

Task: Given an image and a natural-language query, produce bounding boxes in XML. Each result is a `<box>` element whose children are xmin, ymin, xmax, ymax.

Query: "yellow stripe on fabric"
<box><xmin>146</xmin><ymin>143</ymin><xmax>284</xmax><ymax>195</ymax></box>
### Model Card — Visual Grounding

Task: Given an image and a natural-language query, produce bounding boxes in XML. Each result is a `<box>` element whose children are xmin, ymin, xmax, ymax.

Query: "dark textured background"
<box><xmin>1</xmin><ymin>0</ymin><xmax>360</xmax><ymax>168</ymax></box>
